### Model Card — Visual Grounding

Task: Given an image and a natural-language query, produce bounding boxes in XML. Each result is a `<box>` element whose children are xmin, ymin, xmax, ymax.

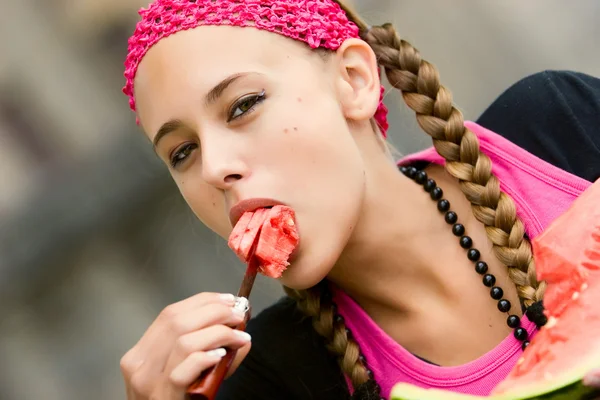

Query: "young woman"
<box><xmin>119</xmin><ymin>1</ymin><xmax>600</xmax><ymax>399</ymax></box>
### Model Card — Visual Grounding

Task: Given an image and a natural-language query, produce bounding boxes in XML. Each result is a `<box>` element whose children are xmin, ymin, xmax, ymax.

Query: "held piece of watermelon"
<box><xmin>238</xmin><ymin>208</ymin><xmax>269</xmax><ymax>263</ymax></box>
<box><xmin>228</xmin><ymin>205</ymin><xmax>299</xmax><ymax>279</ymax></box>
<box><xmin>227</xmin><ymin>211</ymin><xmax>254</xmax><ymax>259</ymax></box>
<box><xmin>254</xmin><ymin>205</ymin><xmax>299</xmax><ymax>279</ymax></box>
<box><xmin>390</xmin><ymin>179</ymin><xmax>600</xmax><ymax>400</ymax></box>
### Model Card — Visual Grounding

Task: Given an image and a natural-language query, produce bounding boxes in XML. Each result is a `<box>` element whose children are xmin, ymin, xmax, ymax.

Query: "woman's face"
<box><xmin>134</xmin><ymin>26</ymin><xmax>378</xmax><ymax>289</ymax></box>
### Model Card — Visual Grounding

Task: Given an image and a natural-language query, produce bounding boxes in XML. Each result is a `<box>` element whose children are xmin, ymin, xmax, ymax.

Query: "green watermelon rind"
<box><xmin>389</xmin><ymin>331</ymin><xmax>600</xmax><ymax>400</ymax></box>
<box><xmin>494</xmin><ymin>350</ymin><xmax>600</xmax><ymax>399</ymax></box>
<box><xmin>390</xmin><ymin>379</ymin><xmax>599</xmax><ymax>400</ymax></box>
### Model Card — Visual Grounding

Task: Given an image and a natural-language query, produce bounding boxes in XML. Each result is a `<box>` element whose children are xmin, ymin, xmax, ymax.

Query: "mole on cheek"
<box><xmin>293</xmin><ymin>127</ymin><xmax>298</xmax><ymax>131</ymax></box>
<box><xmin>284</xmin><ymin>128</ymin><xmax>289</xmax><ymax>134</ymax></box>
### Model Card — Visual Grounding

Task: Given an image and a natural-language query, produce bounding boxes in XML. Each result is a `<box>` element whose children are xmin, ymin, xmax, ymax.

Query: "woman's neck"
<box><xmin>328</xmin><ymin>160</ymin><xmax>460</xmax><ymax>315</ymax></box>
<box><xmin>327</xmin><ymin>154</ymin><xmax>520</xmax><ymax>365</ymax></box>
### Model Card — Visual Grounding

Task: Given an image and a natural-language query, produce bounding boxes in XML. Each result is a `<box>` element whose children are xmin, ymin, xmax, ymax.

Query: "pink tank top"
<box><xmin>333</xmin><ymin>121</ymin><xmax>591</xmax><ymax>398</ymax></box>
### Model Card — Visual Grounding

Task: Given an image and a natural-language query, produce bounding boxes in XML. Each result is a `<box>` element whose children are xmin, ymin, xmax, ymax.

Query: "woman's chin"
<box><xmin>278</xmin><ymin>247</ymin><xmax>335</xmax><ymax>291</ymax></box>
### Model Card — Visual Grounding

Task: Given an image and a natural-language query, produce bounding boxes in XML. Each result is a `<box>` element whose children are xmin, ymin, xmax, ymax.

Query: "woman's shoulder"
<box><xmin>246</xmin><ymin>296</ymin><xmax>320</xmax><ymax>347</ymax></box>
<box><xmin>399</xmin><ymin>70</ymin><xmax>598</xmax><ymax>237</ymax></box>
<box><xmin>477</xmin><ymin>70</ymin><xmax>600</xmax><ymax>183</ymax></box>
<box><xmin>245</xmin><ymin>295</ymin><xmax>345</xmax><ymax>381</ymax></box>
<box><xmin>401</xmin><ymin>70</ymin><xmax>599</xmax><ymax>184</ymax></box>
<box><xmin>216</xmin><ymin>296</ymin><xmax>349</xmax><ymax>400</ymax></box>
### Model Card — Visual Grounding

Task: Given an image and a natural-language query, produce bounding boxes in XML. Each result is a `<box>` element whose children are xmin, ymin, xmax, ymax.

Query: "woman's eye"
<box><xmin>228</xmin><ymin>90</ymin><xmax>266</xmax><ymax>122</ymax></box>
<box><xmin>170</xmin><ymin>143</ymin><xmax>197</xmax><ymax>168</ymax></box>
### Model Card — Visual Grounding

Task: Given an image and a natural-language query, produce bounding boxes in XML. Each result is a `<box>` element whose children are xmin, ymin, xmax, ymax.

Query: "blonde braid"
<box><xmin>362</xmin><ymin>23</ymin><xmax>545</xmax><ymax>307</ymax></box>
<box><xmin>283</xmin><ymin>284</ymin><xmax>375</xmax><ymax>395</ymax></box>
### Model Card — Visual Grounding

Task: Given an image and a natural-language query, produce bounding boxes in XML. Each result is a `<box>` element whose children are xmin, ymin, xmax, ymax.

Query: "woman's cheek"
<box><xmin>180</xmin><ymin>181</ymin><xmax>231</xmax><ymax>238</ymax></box>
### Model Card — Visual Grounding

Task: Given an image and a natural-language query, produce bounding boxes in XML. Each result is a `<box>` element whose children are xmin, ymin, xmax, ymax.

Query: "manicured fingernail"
<box><xmin>234</xmin><ymin>330</ymin><xmax>252</xmax><ymax>342</ymax></box>
<box><xmin>232</xmin><ymin>306</ymin><xmax>246</xmax><ymax>319</ymax></box>
<box><xmin>219</xmin><ymin>293</ymin><xmax>236</xmax><ymax>303</ymax></box>
<box><xmin>234</xmin><ymin>296</ymin><xmax>249</xmax><ymax>309</ymax></box>
<box><xmin>206</xmin><ymin>348</ymin><xmax>227</xmax><ymax>358</ymax></box>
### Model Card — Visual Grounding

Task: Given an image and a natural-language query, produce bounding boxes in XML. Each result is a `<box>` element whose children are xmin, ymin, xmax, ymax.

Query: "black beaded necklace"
<box><xmin>330</xmin><ymin>165</ymin><xmax>547</xmax><ymax>400</ymax></box>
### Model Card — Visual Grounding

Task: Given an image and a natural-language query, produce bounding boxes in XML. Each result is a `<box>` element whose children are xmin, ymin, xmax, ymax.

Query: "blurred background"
<box><xmin>0</xmin><ymin>0</ymin><xmax>598</xmax><ymax>399</ymax></box>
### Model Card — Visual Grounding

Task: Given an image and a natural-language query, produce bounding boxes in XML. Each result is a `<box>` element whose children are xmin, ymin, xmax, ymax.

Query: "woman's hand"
<box><xmin>120</xmin><ymin>292</ymin><xmax>252</xmax><ymax>400</ymax></box>
<box><xmin>584</xmin><ymin>368</ymin><xmax>600</xmax><ymax>388</ymax></box>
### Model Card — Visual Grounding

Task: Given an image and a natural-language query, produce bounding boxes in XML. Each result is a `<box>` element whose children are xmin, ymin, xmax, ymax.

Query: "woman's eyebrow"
<box><xmin>204</xmin><ymin>72</ymin><xmax>250</xmax><ymax>106</ymax></box>
<box><xmin>153</xmin><ymin>72</ymin><xmax>265</xmax><ymax>147</ymax></box>
<box><xmin>153</xmin><ymin>119</ymin><xmax>184</xmax><ymax>149</ymax></box>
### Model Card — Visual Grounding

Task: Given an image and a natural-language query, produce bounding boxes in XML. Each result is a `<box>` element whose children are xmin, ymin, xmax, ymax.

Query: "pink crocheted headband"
<box><xmin>123</xmin><ymin>0</ymin><xmax>389</xmax><ymax>136</ymax></box>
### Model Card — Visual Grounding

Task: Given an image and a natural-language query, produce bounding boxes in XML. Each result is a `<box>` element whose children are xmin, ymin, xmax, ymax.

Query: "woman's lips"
<box><xmin>229</xmin><ymin>198</ymin><xmax>286</xmax><ymax>227</ymax></box>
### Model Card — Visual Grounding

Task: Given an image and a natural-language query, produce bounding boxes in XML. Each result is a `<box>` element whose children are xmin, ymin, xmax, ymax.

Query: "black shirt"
<box><xmin>216</xmin><ymin>70</ymin><xmax>600</xmax><ymax>400</ymax></box>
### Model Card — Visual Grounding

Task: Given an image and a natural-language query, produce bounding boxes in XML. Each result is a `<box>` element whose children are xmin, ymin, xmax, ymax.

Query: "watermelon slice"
<box><xmin>227</xmin><ymin>211</ymin><xmax>254</xmax><ymax>257</ymax></box>
<box><xmin>254</xmin><ymin>206</ymin><xmax>299</xmax><ymax>278</ymax></box>
<box><xmin>228</xmin><ymin>205</ymin><xmax>299</xmax><ymax>279</ymax></box>
<box><xmin>390</xmin><ymin>179</ymin><xmax>600</xmax><ymax>400</ymax></box>
<box><xmin>237</xmin><ymin>208</ymin><xmax>269</xmax><ymax>263</ymax></box>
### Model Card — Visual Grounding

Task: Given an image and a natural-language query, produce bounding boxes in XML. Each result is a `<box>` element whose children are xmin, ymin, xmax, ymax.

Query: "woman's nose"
<box><xmin>200</xmin><ymin>135</ymin><xmax>248</xmax><ymax>189</ymax></box>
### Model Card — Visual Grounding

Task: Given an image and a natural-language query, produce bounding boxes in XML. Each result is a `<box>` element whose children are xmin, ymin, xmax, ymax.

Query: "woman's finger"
<box><xmin>164</xmin><ymin>325</ymin><xmax>251</xmax><ymax>375</ymax></box>
<box><xmin>133</xmin><ymin>303</ymin><xmax>246</xmax><ymax>382</ymax></box>
<box><xmin>168</xmin><ymin>349</ymin><xmax>228</xmax><ymax>395</ymax></box>
<box><xmin>227</xmin><ymin>342</ymin><xmax>252</xmax><ymax>378</ymax></box>
<box><xmin>136</xmin><ymin>293</ymin><xmax>237</xmax><ymax>354</ymax></box>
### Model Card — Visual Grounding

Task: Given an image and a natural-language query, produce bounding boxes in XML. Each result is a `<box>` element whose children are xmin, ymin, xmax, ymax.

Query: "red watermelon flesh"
<box><xmin>228</xmin><ymin>205</ymin><xmax>299</xmax><ymax>279</ymax></box>
<box><xmin>255</xmin><ymin>206</ymin><xmax>300</xmax><ymax>279</ymax></box>
<box><xmin>237</xmin><ymin>208</ymin><xmax>269</xmax><ymax>263</ymax></box>
<box><xmin>492</xmin><ymin>179</ymin><xmax>600</xmax><ymax>396</ymax></box>
<box><xmin>227</xmin><ymin>211</ymin><xmax>254</xmax><ymax>256</ymax></box>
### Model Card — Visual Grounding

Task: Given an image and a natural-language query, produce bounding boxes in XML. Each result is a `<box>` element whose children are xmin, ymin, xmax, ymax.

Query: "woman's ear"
<box><xmin>334</xmin><ymin>38</ymin><xmax>381</xmax><ymax>124</ymax></box>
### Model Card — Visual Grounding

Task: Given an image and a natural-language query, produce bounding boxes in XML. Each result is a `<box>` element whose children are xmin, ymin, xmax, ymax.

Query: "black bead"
<box><xmin>399</xmin><ymin>166</ymin><xmax>409</xmax><ymax>175</ymax></box>
<box><xmin>460</xmin><ymin>236</ymin><xmax>473</xmax><ymax>249</ymax></box>
<box><xmin>335</xmin><ymin>314</ymin><xmax>344</xmax><ymax>323</ymax></box>
<box><xmin>497</xmin><ymin>299</ymin><xmax>511</xmax><ymax>312</ymax></box>
<box><xmin>437</xmin><ymin>199</ymin><xmax>450</xmax><ymax>212</ymax></box>
<box><xmin>467</xmin><ymin>249</ymin><xmax>480</xmax><ymax>261</ymax></box>
<box><xmin>358</xmin><ymin>354</ymin><xmax>366</xmax><ymax>364</ymax></box>
<box><xmin>514</xmin><ymin>327</ymin><xmax>528</xmax><ymax>341</ymax></box>
<box><xmin>430</xmin><ymin>187</ymin><xmax>444</xmax><ymax>200</ymax></box>
<box><xmin>490</xmin><ymin>287</ymin><xmax>504</xmax><ymax>300</ymax></box>
<box><xmin>507</xmin><ymin>315</ymin><xmax>521</xmax><ymax>328</ymax></box>
<box><xmin>407</xmin><ymin>167</ymin><xmax>417</xmax><ymax>179</ymax></box>
<box><xmin>445</xmin><ymin>211</ymin><xmax>458</xmax><ymax>224</ymax></box>
<box><xmin>522</xmin><ymin>340</ymin><xmax>530</xmax><ymax>351</ymax></box>
<box><xmin>475</xmin><ymin>261</ymin><xmax>488</xmax><ymax>274</ymax></box>
<box><xmin>366</xmin><ymin>369</ymin><xmax>374</xmax><ymax>379</ymax></box>
<box><xmin>483</xmin><ymin>274</ymin><xmax>496</xmax><ymax>287</ymax></box>
<box><xmin>424</xmin><ymin>179</ymin><xmax>436</xmax><ymax>192</ymax></box>
<box><xmin>452</xmin><ymin>223</ymin><xmax>465</xmax><ymax>236</ymax></box>
<box><xmin>345</xmin><ymin>328</ymin><xmax>351</xmax><ymax>337</ymax></box>
<box><xmin>415</xmin><ymin>170</ymin><xmax>428</xmax><ymax>184</ymax></box>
